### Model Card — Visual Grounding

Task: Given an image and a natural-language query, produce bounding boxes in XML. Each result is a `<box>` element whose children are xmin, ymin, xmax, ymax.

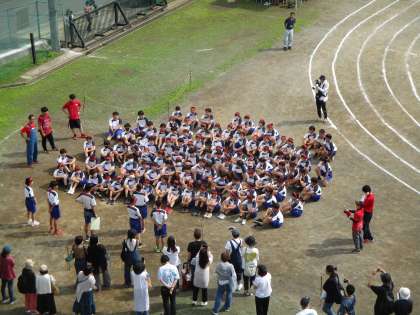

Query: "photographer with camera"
<box><xmin>344</xmin><ymin>201</ymin><xmax>364</xmax><ymax>253</ymax></box>
<box><xmin>321</xmin><ymin>265</ymin><xmax>343</xmax><ymax>315</ymax></box>
<box><xmin>368</xmin><ymin>268</ymin><xmax>395</xmax><ymax>315</ymax></box>
<box><xmin>312</xmin><ymin>75</ymin><xmax>329</xmax><ymax>121</ymax></box>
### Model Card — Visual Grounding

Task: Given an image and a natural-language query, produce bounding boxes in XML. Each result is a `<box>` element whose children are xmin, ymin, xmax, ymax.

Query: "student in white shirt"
<box><xmin>24</xmin><ymin>177</ymin><xmax>39</xmax><ymax>226</ymax></box>
<box><xmin>253</xmin><ymin>265</ymin><xmax>272</xmax><ymax>315</ymax></box>
<box><xmin>162</xmin><ymin>236</ymin><xmax>181</xmax><ymax>268</ymax></box>
<box><xmin>152</xmin><ymin>201</ymin><xmax>168</xmax><ymax>253</ymax></box>
<box><xmin>47</xmin><ymin>181</ymin><xmax>62</xmax><ymax>235</ymax></box>
<box><xmin>296</xmin><ymin>296</ymin><xmax>318</xmax><ymax>315</ymax></box>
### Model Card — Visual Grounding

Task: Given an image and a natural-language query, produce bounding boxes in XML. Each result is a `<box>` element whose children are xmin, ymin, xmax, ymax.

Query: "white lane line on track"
<box><xmin>332</xmin><ymin>0</ymin><xmax>420</xmax><ymax>175</ymax></box>
<box><xmin>383</xmin><ymin>16</ymin><xmax>420</xmax><ymax>126</ymax></box>
<box><xmin>406</xmin><ymin>32</ymin><xmax>420</xmax><ymax>103</ymax></box>
<box><xmin>357</xmin><ymin>1</ymin><xmax>420</xmax><ymax>153</ymax></box>
<box><xmin>308</xmin><ymin>0</ymin><xmax>420</xmax><ymax>195</ymax></box>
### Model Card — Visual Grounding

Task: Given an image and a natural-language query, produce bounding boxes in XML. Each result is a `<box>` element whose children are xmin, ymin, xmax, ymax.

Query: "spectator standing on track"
<box><xmin>361</xmin><ymin>185</ymin><xmax>375</xmax><ymax>243</ymax></box>
<box><xmin>283</xmin><ymin>12</ymin><xmax>296</xmax><ymax>50</ymax></box>
<box><xmin>87</xmin><ymin>235</ymin><xmax>111</xmax><ymax>290</ymax></box>
<box><xmin>18</xmin><ymin>259</ymin><xmax>37</xmax><ymax>313</ymax></box>
<box><xmin>224</xmin><ymin>228</ymin><xmax>243</xmax><ymax>292</ymax></box>
<box><xmin>24</xmin><ymin>177</ymin><xmax>40</xmax><ymax>227</ymax></box>
<box><xmin>20</xmin><ymin>114</ymin><xmax>38</xmax><ymax>167</ymax></box>
<box><xmin>321</xmin><ymin>265</ymin><xmax>343</xmax><ymax>315</ymax></box>
<box><xmin>38</xmin><ymin>106</ymin><xmax>57</xmax><ymax>153</ymax></box>
<box><xmin>313</xmin><ymin>75</ymin><xmax>329</xmax><ymax>120</ymax></box>
<box><xmin>212</xmin><ymin>252</ymin><xmax>236</xmax><ymax>315</ymax></box>
<box><xmin>368</xmin><ymin>268</ymin><xmax>395</xmax><ymax>315</ymax></box>
<box><xmin>344</xmin><ymin>201</ymin><xmax>364</xmax><ymax>253</ymax></box>
<box><xmin>157</xmin><ymin>254</ymin><xmax>179</xmax><ymax>315</ymax></box>
<box><xmin>296</xmin><ymin>296</ymin><xmax>318</xmax><ymax>315</ymax></box>
<box><xmin>253</xmin><ymin>264</ymin><xmax>272</xmax><ymax>315</ymax></box>
<box><xmin>0</xmin><ymin>245</ymin><xmax>16</xmax><ymax>304</ymax></box>
<box><xmin>394</xmin><ymin>287</ymin><xmax>413</xmax><ymax>315</ymax></box>
<box><xmin>62</xmin><ymin>94</ymin><xmax>85</xmax><ymax>140</ymax></box>
<box><xmin>187</xmin><ymin>229</ymin><xmax>206</xmax><ymax>286</ymax></box>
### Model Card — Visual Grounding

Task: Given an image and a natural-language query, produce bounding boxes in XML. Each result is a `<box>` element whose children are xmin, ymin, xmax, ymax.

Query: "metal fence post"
<box><xmin>30</xmin><ymin>33</ymin><xmax>37</xmax><ymax>64</ymax></box>
<box><xmin>48</xmin><ymin>0</ymin><xmax>60</xmax><ymax>51</ymax></box>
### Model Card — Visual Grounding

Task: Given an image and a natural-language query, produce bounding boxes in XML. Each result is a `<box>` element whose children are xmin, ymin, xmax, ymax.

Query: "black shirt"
<box><xmin>322</xmin><ymin>274</ymin><xmax>342</xmax><ymax>304</ymax></box>
<box><xmin>187</xmin><ymin>240</ymin><xmax>206</xmax><ymax>262</ymax></box>
<box><xmin>284</xmin><ymin>17</ymin><xmax>296</xmax><ymax>30</ymax></box>
<box><xmin>370</xmin><ymin>284</ymin><xmax>395</xmax><ymax>315</ymax></box>
<box><xmin>21</xmin><ymin>268</ymin><xmax>36</xmax><ymax>293</ymax></box>
<box><xmin>394</xmin><ymin>299</ymin><xmax>413</xmax><ymax>315</ymax></box>
<box><xmin>87</xmin><ymin>244</ymin><xmax>108</xmax><ymax>270</ymax></box>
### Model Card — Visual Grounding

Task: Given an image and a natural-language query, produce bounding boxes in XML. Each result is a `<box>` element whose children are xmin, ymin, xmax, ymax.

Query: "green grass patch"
<box><xmin>0</xmin><ymin>50</ymin><xmax>61</xmax><ymax>86</ymax></box>
<box><xmin>0</xmin><ymin>0</ymin><xmax>319</xmax><ymax>140</ymax></box>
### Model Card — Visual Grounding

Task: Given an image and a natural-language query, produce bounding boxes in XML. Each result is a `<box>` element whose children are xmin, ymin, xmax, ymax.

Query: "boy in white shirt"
<box><xmin>152</xmin><ymin>201</ymin><xmax>168</xmax><ymax>253</ymax></box>
<box><xmin>296</xmin><ymin>296</ymin><xmax>318</xmax><ymax>315</ymax></box>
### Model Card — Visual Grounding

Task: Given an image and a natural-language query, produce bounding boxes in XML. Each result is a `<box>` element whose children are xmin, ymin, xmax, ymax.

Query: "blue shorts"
<box><xmin>154</xmin><ymin>224</ymin><xmax>167</xmax><ymax>238</ymax></box>
<box><xmin>51</xmin><ymin>205</ymin><xmax>61</xmax><ymax>219</ymax></box>
<box><xmin>84</xmin><ymin>209</ymin><xmax>95</xmax><ymax>224</ymax></box>
<box><xmin>311</xmin><ymin>194</ymin><xmax>321</xmax><ymax>202</ymax></box>
<box><xmin>25</xmin><ymin>197</ymin><xmax>37</xmax><ymax>213</ymax></box>
<box><xmin>271</xmin><ymin>220</ymin><xmax>282</xmax><ymax>228</ymax></box>
<box><xmin>231</xmin><ymin>207</ymin><xmax>240</xmax><ymax>215</ymax></box>
<box><xmin>130</xmin><ymin>218</ymin><xmax>143</xmax><ymax>233</ymax></box>
<box><xmin>276</xmin><ymin>194</ymin><xmax>286</xmax><ymax>203</ymax></box>
<box><xmin>291</xmin><ymin>208</ymin><xmax>303</xmax><ymax>217</ymax></box>
<box><xmin>138</xmin><ymin>205</ymin><xmax>148</xmax><ymax>219</ymax></box>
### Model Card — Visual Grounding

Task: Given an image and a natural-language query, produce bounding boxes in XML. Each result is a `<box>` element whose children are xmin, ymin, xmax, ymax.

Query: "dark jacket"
<box><xmin>394</xmin><ymin>299</ymin><xmax>413</xmax><ymax>315</ymax></box>
<box><xmin>87</xmin><ymin>244</ymin><xmax>108</xmax><ymax>271</ymax></box>
<box><xmin>370</xmin><ymin>284</ymin><xmax>395</xmax><ymax>315</ymax></box>
<box><xmin>21</xmin><ymin>267</ymin><xmax>36</xmax><ymax>294</ymax></box>
<box><xmin>323</xmin><ymin>274</ymin><xmax>343</xmax><ymax>304</ymax></box>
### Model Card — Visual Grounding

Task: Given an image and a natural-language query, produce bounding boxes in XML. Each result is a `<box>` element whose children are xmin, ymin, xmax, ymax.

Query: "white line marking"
<box><xmin>196</xmin><ymin>48</ymin><xmax>214</xmax><ymax>53</ymax></box>
<box><xmin>332</xmin><ymin>0</ymin><xmax>420</xmax><ymax>174</ymax></box>
<box><xmin>308</xmin><ymin>0</ymin><xmax>420</xmax><ymax>195</ymax></box>
<box><xmin>357</xmin><ymin>1</ymin><xmax>420</xmax><ymax>153</ymax></box>
<box><xmin>87</xmin><ymin>55</ymin><xmax>108</xmax><ymax>59</ymax></box>
<box><xmin>383</xmin><ymin>16</ymin><xmax>420</xmax><ymax>126</ymax></box>
<box><xmin>406</xmin><ymin>32</ymin><xmax>420</xmax><ymax>103</ymax></box>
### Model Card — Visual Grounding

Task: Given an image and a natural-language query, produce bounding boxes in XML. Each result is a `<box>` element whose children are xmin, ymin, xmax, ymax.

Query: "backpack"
<box><xmin>229</xmin><ymin>240</ymin><xmax>242</xmax><ymax>269</ymax></box>
<box><xmin>17</xmin><ymin>275</ymin><xmax>26</xmax><ymax>294</ymax></box>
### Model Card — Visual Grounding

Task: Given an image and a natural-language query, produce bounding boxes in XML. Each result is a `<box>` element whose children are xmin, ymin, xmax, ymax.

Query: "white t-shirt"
<box><xmin>36</xmin><ymin>274</ymin><xmax>56</xmax><ymax>295</ymax></box>
<box><xmin>131</xmin><ymin>270</ymin><xmax>150</xmax><ymax>312</ymax></box>
<box><xmin>296</xmin><ymin>309</ymin><xmax>318</xmax><ymax>315</ymax></box>
<box><xmin>253</xmin><ymin>273</ymin><xmax>272</xmax><ymax>298</ymax></box>
<box><xmin>162</xmin><ymin>246</ymin><xmax>181</xmax><ymax>266</ymax></box>
<box><xmin>224</xmin><ymin>238</ymin><xmax>242</xmax><ymax>254</ymax></box>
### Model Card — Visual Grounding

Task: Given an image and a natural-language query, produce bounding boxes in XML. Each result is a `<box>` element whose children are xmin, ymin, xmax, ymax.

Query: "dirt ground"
<box><xmin>0</xmin><ymin>0</ymin><xmax>419</xmax><ymax>314</ymax></box>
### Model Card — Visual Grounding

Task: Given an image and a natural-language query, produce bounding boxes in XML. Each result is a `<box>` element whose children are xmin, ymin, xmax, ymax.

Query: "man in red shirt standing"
<box><xmin>344</xmin><ymin>201</ymin><xmax>364</xmax><ymax>253</ymax></box>
<box><xmin>20</xmin><ymin>114</ymin><xmax>38</xmax><ymax>167</ymax></box>
<box><xmin>62</xmin><ymin>93</ymin><xmax>85</xmax><ymax>139</ymax></box>
<box><xmin>362</xmin><ymin>185</ymin><xmax>375</xmax><ymax>243</ymax></box>
<box><xmin>38</xmin><ymin>107</ymin><xmax>57</xmax><ymax>153</ymax></box>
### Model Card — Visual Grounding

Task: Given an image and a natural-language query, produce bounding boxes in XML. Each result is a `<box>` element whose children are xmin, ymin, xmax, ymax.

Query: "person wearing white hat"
<box><xmin>36</xmin><ymin>264</ymin><xmax>57</xmax><ymax>315</ymax></box>
<box><xmin>394</xmin><ymin>287</ymin><xmax>413</xmax><ymax>315</ymax></box>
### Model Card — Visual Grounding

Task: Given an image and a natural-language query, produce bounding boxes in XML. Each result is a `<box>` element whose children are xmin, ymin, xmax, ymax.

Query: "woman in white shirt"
<box><xmin>73</xmin><ymin>266</ymin><xmax>96</xmax><ymax>315</ymax></box>
<box><xmin>36</xmin><ymin>264</ymin><xmax>57</xmax><ymax>315</ymax></box>
<box><xmin>131</xmin><ymin>261</ymin><xmax>151</xmax><ymax>315</ymax></box>
<box><xmin>162</xmin><ymin>236</ymin><xmax>181</xmax><ymax>268</ymax></box>
<box><xmin>253</xmin><ymin>265</ymin><xmax>272</xmax><ymax>315</ymax></box>
<box><xmin>192</xmin><ymin>245</ymin><xmax>213</xmax><ymax>306</ymax></box>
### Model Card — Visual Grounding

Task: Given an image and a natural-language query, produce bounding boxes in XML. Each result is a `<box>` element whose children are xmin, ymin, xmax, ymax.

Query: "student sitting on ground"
<box><xmin>253</xmin><ymin>203</ymin><xmax>283</xmax><ymax>229</ymax></box>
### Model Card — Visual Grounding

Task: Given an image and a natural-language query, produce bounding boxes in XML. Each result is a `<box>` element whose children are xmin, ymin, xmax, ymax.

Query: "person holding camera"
<box><xmin>313</xmin><ymin>75</ymin><xmax>329</xmax><ymax>121</ymax></box>
<box><xmin>368</xmin><ymin>268</ymin><xmax>395</xmax><ymax>315</ymax></box>
<box><xmin>321</xmin><ymin>265</ymin><xmax>343</xmax><ymax>315</ymax></box>
<box><xmin>344</xmin><ymin>201</ymin><xmax>364</xmax><ymax>253</ymax></box>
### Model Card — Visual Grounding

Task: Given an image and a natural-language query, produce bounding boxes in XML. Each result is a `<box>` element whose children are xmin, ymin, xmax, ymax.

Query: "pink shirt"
<box><xmin>0</xmin><ymin>255</ymin><xmax>16</xmax><ymax>280</ymax></box>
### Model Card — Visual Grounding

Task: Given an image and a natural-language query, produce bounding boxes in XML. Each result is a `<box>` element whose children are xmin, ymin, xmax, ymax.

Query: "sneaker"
<box><xmin>237</xmin><ymin>283</ymin><xmax>243</xmax><ymax>291</ymax></box>
<box><xmin>200</xmin><ymin>301</ymin><xmax>208</xmax><ymax>306</ymax></box>
<box><xmin>192</xmin><ymin>300</ymin><xmax>198</xmax><ymax>306</ymax></box>
<box><xmin>212</xmin><ymin>312</ymin><xmax>219</xmax><ymax>315</ymax></box>
<box><xmin>207</xmin><ymin>213</ymin><xmax>212</xmax><ymax>218</ymax></box>
<box><xmin>31</xmin><ymin>220</ymin><xmax>40</xmax><ymax>227</ymax></box>
<box><xmin>27</xmin><ymin>219</ymin><xmax>33</xmax><ymax>225</ymax></box>
<box><xmin>288</xmin><ymin>46</ymin><xmax>292</xmax><ymax>50</ymax></box>
<box><xmin>154</xmin><ymin>247</ymin><xmax>161</xmax><ymax>253</ymax></box>
<box><xmin>67</xmin><ymin>188</ymin><xmax>74</xmax><ymax>195</ymax></box>
<box><xmin>217</xmin><ymin>213</ymin><xmax>226</xmax><ymax>220</ymax></box>
<box><xmin>241</xmin><ymin>219</ymin><xmax>246</xmax><ymax>225</ymax></box>
<box><xmin>234</xmin><ymin>217</ymin><xmax>241</xmax><ymax>223</ymax></box>
<box><xmin>1</xmin><ymin>299</ymin><xmax>8</xmax><ymax>304</ymax></box>
<box><xmin>9</xmin><ymin>299</ymin><xmax>15</xmax><ymax>305</ymax></box>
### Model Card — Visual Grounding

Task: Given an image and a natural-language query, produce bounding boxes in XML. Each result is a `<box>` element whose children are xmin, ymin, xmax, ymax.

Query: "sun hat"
<box><xmin>40</xmin><ymin>264</ymin><xmax>48</xmax><ymax>272</ymax></box>
<box><xmin>2</xmin><ymin>245</ymin><xmax>12</xmax><ymax>254</ymax></box>
<box><xmin>398</xmin><ymin>287</ymin><xmax>411</xmax><ymax>300</ymax></box>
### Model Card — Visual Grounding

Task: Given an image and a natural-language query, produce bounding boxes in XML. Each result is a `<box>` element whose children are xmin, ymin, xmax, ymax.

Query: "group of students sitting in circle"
<box><xmin>51</xmin><ymin>106</ymin><xmax>337</xmax><ymax>229</ymax></box>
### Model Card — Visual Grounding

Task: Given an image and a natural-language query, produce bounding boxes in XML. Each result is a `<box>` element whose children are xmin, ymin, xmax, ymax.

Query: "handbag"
<box><xmin>50</xmin><ymin>276</ymin><xmax>60</xmax><ymax>295</ymax></box>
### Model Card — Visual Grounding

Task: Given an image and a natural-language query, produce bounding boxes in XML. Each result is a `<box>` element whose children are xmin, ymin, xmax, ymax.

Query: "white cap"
<box><xmin>40</xmin><ymin>264</ymin><xmax>48</xmax><ymax>272</ymax></box>
<box><xmin>398</xmin><ymin>287</ymin><xmax>410</xmax><ymax>300</ymax></box>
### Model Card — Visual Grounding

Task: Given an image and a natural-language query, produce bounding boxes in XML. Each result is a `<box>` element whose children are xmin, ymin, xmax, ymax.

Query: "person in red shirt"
<box><xmin>62</xmin><ymin>94</ymin><xmax>85</xmax><ymax>139</ymax></box>
<box><xmin>344</xmin><ymin>201</ymin><xmax>364</xmax><ymax>253</ymax></box>
<box><xmin>38</xmin><ymin>107</ymin><xmax>57</xmax><ymax>153</ymax></box>
<box><xmin>20</xmin><ymin>114</ymin><xmax>38</xmax><ymax>167</ymax></box>
<box><xmin>362</xmin><ymin>185</ymin><xmax>375</xmax><ymax>242</ymax></box>
<box><xmin>0</xmin><ymin>245</ymin><xmax>16</xmax><ymax>304</ymax></box>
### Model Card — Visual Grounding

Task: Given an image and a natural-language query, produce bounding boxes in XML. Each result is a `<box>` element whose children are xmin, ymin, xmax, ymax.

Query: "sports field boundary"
<box><xmin>0</xmin><ymin>0</ymin><xmax>193</xmax><ymax>90</ymax></box>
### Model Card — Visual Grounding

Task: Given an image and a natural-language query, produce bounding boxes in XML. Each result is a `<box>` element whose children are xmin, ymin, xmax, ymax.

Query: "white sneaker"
<box><xmin>27</xmin><ymin>219</ymin><xmax>33</xmax><ymax>225</ymax></box>
<box><xmin>32</xmin><ymin>220</ymin><xmax>40</xmax><ymax>227</ymax></box>
<box><xmin>200</xmin><ymin>301</ymin><xmax>208</xmax><ymax>306</ymax></box>
<box><xmin>192</xmin><ymin>300</ymin><xmax>198</xmax><ymax>306</ymax></box>
<box><xmin>241</xmin><ymin>219</ymin><xmax>246</xmax><ymax>225</ymax></box>
<box><xmin>237</xmin><ymin>283</ymin><xmax>243</xmax><ymax>291</ymax></box>
<box><xmin>67</xmin><ymin>188</ymin><xmax>74</xmax><ymax>195</ymax></box>
<box><xmin>207</xmin><ymin>213</ymin><xmax>212</xmax><ymax>218</ymax></box>
<box><xmin>234</xmin><ymin>217</ymin><xmax>241</xmax><ymax>223</ymax></box>
<box><xmin>217</xmin><ymin>213</ymin><xmax>226</xmax><ymax>220</ymax></box>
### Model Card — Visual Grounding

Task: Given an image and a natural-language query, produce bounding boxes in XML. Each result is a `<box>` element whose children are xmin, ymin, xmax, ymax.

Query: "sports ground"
<box><xmin>0</xmin><ymin>0</ymin><xmax>419</xmax><ymax>314</ymax></box>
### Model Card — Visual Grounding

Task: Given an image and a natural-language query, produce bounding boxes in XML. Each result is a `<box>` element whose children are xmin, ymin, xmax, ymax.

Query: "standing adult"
<box><xmin>20</xmin><ymin>114</ymin><xmax>38</xmax><ymax>167</ymax></box>
<box><xmin>121</xmin><ymin>230</ymin><xmax>141</xmax><ymax>287</ymax></box>
<box><xmin>87</xmin><ymin>235</ymin><xmax>111</xmax><ymax>290</ymax></box>
<box><xmin>283</xmin><ymin>12</ymin><xmax>296</xmax><ymax>50</ymax></box>
<box><xmin>368</xmin><ymin>268</ymin><xmax>395</xmax><ymax>315</ymax></box>
<box><xmin>73</xmin><ymin>265</ymin><xmax>96</xmax><ymax>315</ymax></box>
<box><xmin>72</xmin><ymin>235</ymin><xmax>87</xmax><ymax>275</ymax></box>
<box><xmin>162</xmin><ymin>236</ymin><xmax>181</xmax><ymax>271</ymax></box>
<box><xmin>132</xmin><ymin>261</ymin><xmax>151</xmax><ymax>315</ymax></box>
<box><xmin>187</xmin><ymin>229</ymin><xmax>206</xmax><ymax>285</ymax></box>
<box><xmin>344</xmin><ymin>201</ymin><xmax>364</xmax><ymax>253</ymax></box>
<box><xmin>157</xmin><ymin>255</ymin><xmax>180</xmax><ymax>315</ymax></box>
<box><xmin>0</xmin><ymin>245</ymin><xmax>16</xmax><ymax>304</ymax></box>
<box><xmin>76</xmin><ymin>185</ymin><xmax>97</xmax><ymax>239</ymax></box>
<box><xmin>394</xmin><ymin>287</ymin><xmax>413</xmax><ymax>315</ymax></box>
<box><xmin>296</xmin><ymin>296</ymin><xmax>318</xmax><ymax>315</ymax></box>
<box><xmin>321</xmin><ymin>265</ymin><xmax>343</xmax><ymax>315</ymax></box>
<box><xmin>192</xmin><ymin>245</ymin><xmax>213</xmax><ymax>306</ymax></box>
<box><xmin>36</xmin><ymin>264</ymin><xmax>57</xmax><ymax>315</ymax></box>
<box><xmin>242</xmin><ymin>235</ymin><xmax>259</xmax><ymax>296</ymax></box>
<box><xmin>18</xmin><ymin>259</ymin><xmax>37</xmax><ymax>313</ymax></box>
<box><xmin>361</xmin><ymin>185</ymin><xmax>375</xmax><ymax>242</ymax></box>
<box><xmin>224</xmin><ymin>228</ymin><xmax>243</xmax><ymax>291</ymax></box>
<box><xmin>212</xmin><ymin>252</ymin><xmax>236</xmax><ymax>315</ymax></box>
<box><xmin>38</xmin><ymin>106</ymin><xmax>57</xmax><ymax>153</ymax></box>
<box><xmin>253</xmin><ymin>265</ymin><xmax>272</xmax><ymax>315</ymax></box>
<box><xmin>313</xmin><ymin>75</ymin><xmax>329</xmax><ymax>120</ymax></box>
<box><xmin>62</xmin><ymin>93</ymin><xmax>85</xmax><ymax>140</ymax></box>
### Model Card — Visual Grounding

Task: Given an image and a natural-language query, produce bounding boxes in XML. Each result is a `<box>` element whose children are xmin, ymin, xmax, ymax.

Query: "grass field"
<box><xmin>0</xmin><ymin>0</ymin><xmax>318</xmax><ymax>140</ymax></box>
